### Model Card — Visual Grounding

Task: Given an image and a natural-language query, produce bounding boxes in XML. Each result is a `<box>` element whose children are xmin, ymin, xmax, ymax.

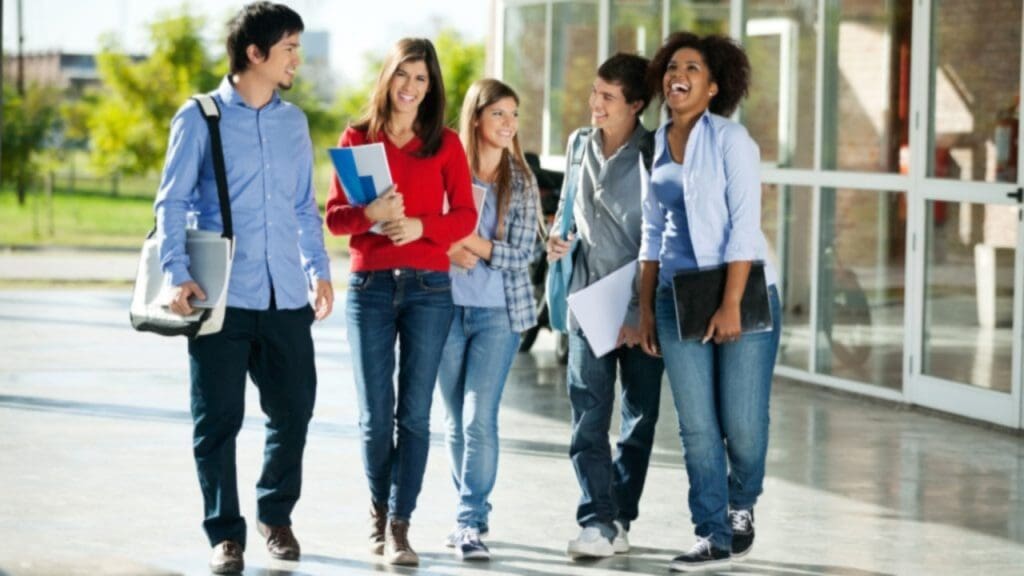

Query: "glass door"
<box><xmin>907</xmin><ymin>0</ymin><xmax>1024</xmax><ymax>427</ymax></box>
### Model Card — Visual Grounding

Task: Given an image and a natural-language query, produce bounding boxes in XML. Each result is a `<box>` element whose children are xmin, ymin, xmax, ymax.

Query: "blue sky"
<box><xmin>2</xmin><ymin>0</ymin><xmax>490</xmax><ymax>82</ymax></box>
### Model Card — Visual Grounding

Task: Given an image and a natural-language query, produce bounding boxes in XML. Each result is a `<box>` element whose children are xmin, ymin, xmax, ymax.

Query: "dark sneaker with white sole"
<box><xmin>445</xmin><ymin>524</ymin><xmax>489</xmax><ymax>548</ymax></box>
<box><xmin>730</xmin><ymin>508</ymin><xmax>754</xmax><ymax>559</ymax></box>
<box><xmin>454</xmin><ymin>527</ymin><xmax>490</xmax><ymax>561</ymax></box>
<box><xmin>669</xmin><ymin>536</ymin><xmax>731</xmax><ymax>572</ymax></box>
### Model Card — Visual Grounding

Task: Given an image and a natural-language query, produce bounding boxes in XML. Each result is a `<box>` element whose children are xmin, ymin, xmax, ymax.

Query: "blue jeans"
<box><xmin>655</xmin><ymin>285</ymin><xmax>781</xmax><ymax>550</ymax></box>
<box><xmin>346</xmin><ymin>269</ymin><xmax>454</xmax><ymax>521</ymax></box>
<box><xmin>437</xmin><ymin>306</ymin><xmax>521</xmax><ymax>530</ymax></box>
<box><xmin>188</xmin><ymin>305</ymin><xmax>317</xmax><ymax>548</ymax></box>
<box><xmin>567</xmin><ymin>328</ymin><xmax>665</xmax><ymax>533</ymax></box>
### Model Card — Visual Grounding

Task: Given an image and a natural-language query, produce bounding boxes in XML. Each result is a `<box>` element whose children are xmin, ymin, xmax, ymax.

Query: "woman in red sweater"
<box><xmin>325</xmin><ymin>37</ymin><xmax>476</xmax><ymax>567</ymax></box>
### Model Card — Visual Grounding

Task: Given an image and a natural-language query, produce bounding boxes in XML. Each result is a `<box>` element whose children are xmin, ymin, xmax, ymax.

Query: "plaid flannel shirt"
<box><xmin>487</xmin><ymin>159</ymin><xmax>541</xmax><ymax>332</ymax></box>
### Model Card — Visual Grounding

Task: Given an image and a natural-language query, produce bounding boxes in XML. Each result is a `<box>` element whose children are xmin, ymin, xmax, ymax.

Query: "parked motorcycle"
<box><xmin>520</xmin><ymin>152</ymin><xmax>569</xmax><ymax>364</ymax></box>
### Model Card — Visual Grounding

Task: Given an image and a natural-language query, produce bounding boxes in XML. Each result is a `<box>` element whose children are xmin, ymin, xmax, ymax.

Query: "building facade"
<box><xmin>487</xmin><ymin>0</ymin><xmax>1024</xmax><ymax>428</ymax></box>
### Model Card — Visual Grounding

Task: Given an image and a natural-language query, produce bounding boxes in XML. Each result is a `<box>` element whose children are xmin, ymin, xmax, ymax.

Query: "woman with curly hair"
<box><xmin>637</xmin><ymin>32</ymin><xmax>781</xmax><ymax>572</ymax></box>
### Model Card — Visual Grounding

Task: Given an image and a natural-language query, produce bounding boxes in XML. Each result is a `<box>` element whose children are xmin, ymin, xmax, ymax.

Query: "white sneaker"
<box><xmin>567</xmin><ymin>526</ymin><xmax>614</xmax><ymax>559</ymax></box>
<box><xmin>445</xmin><ymin>524</ymin><xmax>489</xmax><ymax>548</ymax></box>
<box><xmin>612</xmin><ymin>520</ymin><xmax>629</xmax><ymax>554</ymax></box>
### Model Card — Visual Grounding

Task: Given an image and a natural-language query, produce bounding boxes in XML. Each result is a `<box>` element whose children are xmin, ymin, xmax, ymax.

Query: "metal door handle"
<box><xmin>1008</xmin><ymin>187</ymin><xmax>1023</xmax><ymax>203</ymax></box>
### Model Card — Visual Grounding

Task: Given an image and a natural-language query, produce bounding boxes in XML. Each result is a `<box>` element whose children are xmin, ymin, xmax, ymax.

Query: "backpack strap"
<box><xmin>559</xmin><ymin>127</ymin><xmax>592</xmax><ymax>239</ymax></box>
<box><xmin>638</xmin><ymin>129</ymin><xmax>655</xmax><ymax>173</ymax></box>
<box><xmin>191</xmin><ymin>94</ymin><xmax>233</xmax><ymax>240</ymax></box>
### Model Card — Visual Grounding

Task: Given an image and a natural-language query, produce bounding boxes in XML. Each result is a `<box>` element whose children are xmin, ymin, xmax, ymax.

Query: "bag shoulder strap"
<box><xmin>191</xmin><ymin>93</ymin><xmax>233</xmax><ymax>240</ymax></box>
<box><xmin>638</xmin><ymin>129</ymin><xmax>655</xmax><ymax>173</ymax></box>
<box><xmin>560</xmin><ymin>128</ymin><xmax>592</xmax><ymax>236</ymax></box>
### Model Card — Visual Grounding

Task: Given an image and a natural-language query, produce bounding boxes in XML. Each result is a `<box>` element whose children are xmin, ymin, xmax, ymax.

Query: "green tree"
<box><xmin>1</xmin><ymin>82</ymin><xmax>60</xmax><ymax>204</ymax></box>
<box><xmin>86</xmin><ymin>8</ymin><xmax>344</xmax><ymax>176</ymax></box>
<box><xmin>85</xmin><ymin>11</ymin><xmax>221</xmax><ymax>177</ymax></box>
<box><xmin>435</xmin><ymin>29</ymin><xmax>485</xmax><ymax>128</ymax></box>
<box><xmin>329</xmin><ymin>29</ymin><xmax>485</xmax><ymax>134</ymax></box>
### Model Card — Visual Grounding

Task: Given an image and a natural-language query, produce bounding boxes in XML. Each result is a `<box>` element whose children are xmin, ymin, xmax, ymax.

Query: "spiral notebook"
<box><xmin>671</xmin><ymin>262</ymin><xmax>772</xmax><ymax>341</ymax></box>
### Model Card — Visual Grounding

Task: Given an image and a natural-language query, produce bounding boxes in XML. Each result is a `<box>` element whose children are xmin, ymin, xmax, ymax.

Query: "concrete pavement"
<box><xmin>1</xmin><ymin>250</ymin><xmax>1023</xmax><ymax>575</ymax></box>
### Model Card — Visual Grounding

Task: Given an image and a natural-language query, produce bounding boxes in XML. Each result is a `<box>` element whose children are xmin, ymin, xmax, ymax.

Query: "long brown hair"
<box><xmin>458</xmin><ymin>78</ymin><xmax>529</xmax><ymax>240</ymax></box>
<box><xmin>354</xmin><ymin>38</ymin><xmax>447</xmax><ymax>157</ymax></box>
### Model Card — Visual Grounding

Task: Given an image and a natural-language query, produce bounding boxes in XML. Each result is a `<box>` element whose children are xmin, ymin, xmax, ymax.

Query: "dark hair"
<box><xmin>226</xmin><ymin>2</ymin><xmax>305</xmax><ymax>75</ymax></box>
<box><xmin>597</xmin><ymin>52</ymin><xmax>653</xmax><ymax>117</ymax></box>
<box><xmin>647</xmin><ymin>32</ymin><xmax>750</xmax><ymax>117</ymax></box>
<box><xmin>354</xmin><ymin>38</ymin><xmax>447</xmax><ymax>157</ymax></box>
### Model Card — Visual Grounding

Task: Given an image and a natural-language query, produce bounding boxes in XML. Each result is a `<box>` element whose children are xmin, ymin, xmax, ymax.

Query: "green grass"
<box><xmin>1</xmin><ymin>169</ymin><xmax>348</xmax><ymax>254</ymax></box>
<box><xmin>1</xmin><ymin>185</ymin><xmax>156</xmax><ymax>248</ymax></box>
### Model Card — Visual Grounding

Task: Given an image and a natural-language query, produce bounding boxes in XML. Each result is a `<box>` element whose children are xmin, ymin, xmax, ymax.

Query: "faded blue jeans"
<box><xmin>567</xmin><ymin>327</ymin><xmax>665</xmax><ymax>535</ymax></box>
<box><xmin>346</xmin><ymin>269</ymin><xmax>454</xmax><ymax>521</ymax></box>
<box><xmin>437</xmin><ymin>306</ymin><xmax>521</xmax><ymax>530</ymax></box>
<box><xmin>655</xmin><ymin>284</ymin><xmax>781</xmax><ymax>550</ymax></box>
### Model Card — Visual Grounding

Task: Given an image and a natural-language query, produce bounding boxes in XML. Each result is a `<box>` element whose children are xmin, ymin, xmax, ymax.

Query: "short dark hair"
<box><xmin>597</xmin><ymin>53</ymin><xmax>653</xmax><ymax>117</ymax></box>
<box><xmin>647</xmin><ymin>32</ymin><xmax>750</xmax><ymax>117</ymax></box>
<box><xmin>226</xmin><ymin>2</ymin><xmax>305</xmax><ymax>74</ymax></box>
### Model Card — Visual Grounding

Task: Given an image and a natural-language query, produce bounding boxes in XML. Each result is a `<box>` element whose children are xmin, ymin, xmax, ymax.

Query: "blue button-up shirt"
<box><xmin>154</xmin><ymin>77</ymin><xmax>331</xmax><ymax>310</ymax></box>
<box><xmin>640</xmin><ymin>111</ymin><xmax>777</xmax><ymax>288</ymax></box>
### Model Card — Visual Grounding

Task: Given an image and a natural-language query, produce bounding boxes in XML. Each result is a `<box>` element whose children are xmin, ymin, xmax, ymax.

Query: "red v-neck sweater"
<box><xmin>325</xmin><ymin>126</ymin><xmax>477</xmax><ymax>272</ymax></box>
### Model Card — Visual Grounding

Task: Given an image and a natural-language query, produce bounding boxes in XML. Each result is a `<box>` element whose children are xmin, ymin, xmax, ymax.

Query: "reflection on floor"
<box><xmin>0</xmin><ymin>291</ymin><xmax>1022</xmax><ymax>576</ymax></box>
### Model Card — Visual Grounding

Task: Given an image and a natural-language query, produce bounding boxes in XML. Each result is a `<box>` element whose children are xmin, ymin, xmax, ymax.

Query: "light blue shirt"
<box><xmin>640</xmin><ymin>111</ymin><xmax>777</xmax><ymax>288</ymax></box>
<box><xmin>154</xmin><ymin>77</ymin><xmax>331</xmax><ymax>310</ymax></box>
<box><xmin>451</xmin><ymin>179</ymin><xmax>506</xmax><ymax>308</ymax></box>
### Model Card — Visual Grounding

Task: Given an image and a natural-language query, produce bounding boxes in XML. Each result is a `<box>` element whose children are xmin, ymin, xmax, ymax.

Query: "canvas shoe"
<box><xmin>669</xmin><ymin>536</ymin><xmax>731</xmax><ymax>572</ymax></box>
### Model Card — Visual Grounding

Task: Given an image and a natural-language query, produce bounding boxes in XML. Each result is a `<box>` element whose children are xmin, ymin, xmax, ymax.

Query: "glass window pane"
<box><xmin>669</xmin><ymin>0</ymin><xmax>731</xmax><ymax>35</ymax></box>
<box><xmin>549</xmin><ymin>1</ymin><xmax>599</xmax><ymax>155</ymax></box>
<box><xmin>745</xmin><ymin>0</ymin><xmax>818</xmax><ymax>168</ymax></box>
<box><xmin>923</xmin><ymin>201</ymin><xmax>1017</xmax><ymax>392</ymax></box>
<box><xmin>610</xmin><ymin>0</ymin><xmax>663</xmax><ymax>130</ymax></box>
<box><xmin>503</xmin><ymin>4</ymin><xmax>548</xmax><ymax>157</ymax></box>
<box><xmin>762</xmin><ymin>184</ymin><xmax>813</xmax><ymax>371</ymax></box>
<box><xmin>610</xmin><ymin>0</ymin><xmax>661</xmax><ymax>57</ymax></box>
<box><xmin>816</xmin><ymin>189</ymin><xmax>906</xmax><ymax>389</ymax></box>
<box><xmin>824</xmin><ymin>0</ymin><xmax>913</xmax><ymax>173</ymax></box>
<box><xmin>930</xmin><ymin>0</ymin><xmax>1021</xmax><ymax>182</ymax></box>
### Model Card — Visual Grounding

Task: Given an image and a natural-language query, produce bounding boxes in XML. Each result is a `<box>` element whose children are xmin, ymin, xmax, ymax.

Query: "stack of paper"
<box><xmin>567</xmin><ymin>259</ymin><xmax>637</xmax><ymax>357</ymax></box>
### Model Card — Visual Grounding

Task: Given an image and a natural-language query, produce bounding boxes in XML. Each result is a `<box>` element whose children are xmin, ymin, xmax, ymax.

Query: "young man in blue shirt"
<box><xmin>155</xmin><ymin>3</ymin><xmax>333</xmax><ymax>573</ymax></box>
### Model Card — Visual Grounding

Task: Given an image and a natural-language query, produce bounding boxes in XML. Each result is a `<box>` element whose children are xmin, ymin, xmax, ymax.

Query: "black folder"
<box><xmin>671</xmin><ymin>262</ymin><xmax>772</xmax><ymax>341</ymax></box>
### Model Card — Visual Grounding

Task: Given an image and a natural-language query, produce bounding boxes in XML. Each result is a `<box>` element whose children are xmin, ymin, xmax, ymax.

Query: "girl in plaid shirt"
<box><xmin>437</xmin><ymin>78</ymin><xmax>540</xmax><ymax>561</ymax></box>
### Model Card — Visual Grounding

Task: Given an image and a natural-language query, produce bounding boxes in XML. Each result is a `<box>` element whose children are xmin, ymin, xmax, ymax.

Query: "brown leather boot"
<box><xmin>209</xmin><ymin>540</ymin><xmax>244</xmax><ymax>574</ymax></box>
<box><xmin>385</xmin><ymin>519</ymin><xmax>419</xmax><ymax>566</ymax></box>
<box><xmin>258</xmin><ymin>522</ymin><xmax>300</xmax><ymax>560</ymax></box>
<box><xmin>369</xmin><ymin>502</ymin><xmax>388</xmax><ymax>555</ymax></box>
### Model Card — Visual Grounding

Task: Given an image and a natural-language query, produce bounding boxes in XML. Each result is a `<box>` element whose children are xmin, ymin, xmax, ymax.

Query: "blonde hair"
<box><xmin>458</xmin><ymin>78</ymin><xmax>529</xmax><ymax>240</ymax></box>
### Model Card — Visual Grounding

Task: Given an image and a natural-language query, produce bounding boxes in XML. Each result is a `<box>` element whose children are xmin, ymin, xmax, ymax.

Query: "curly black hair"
<box><xmin>647</xmin><ymin>32</ymin><xmax>750</xmax><ymax>117</ymax></box>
